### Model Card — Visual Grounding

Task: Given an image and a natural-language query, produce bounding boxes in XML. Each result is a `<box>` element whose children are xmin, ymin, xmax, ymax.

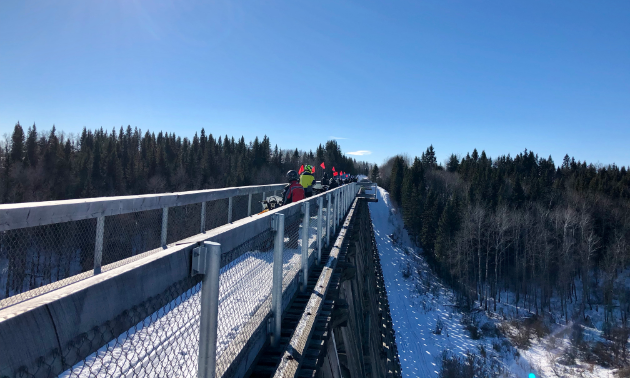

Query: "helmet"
<box><xmin>287</xmin><ymin>170</ymin><xmax>299</xmax><ymax>182</ymax></box>
<box><xmin>304</xmin><ymin>165</ymin><xmax>312</xmax><ymax>173</ymax></box>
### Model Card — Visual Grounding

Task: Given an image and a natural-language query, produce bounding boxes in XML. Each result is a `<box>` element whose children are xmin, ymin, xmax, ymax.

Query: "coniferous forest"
<box><xmin>0</xmin><ymin>122</ymin><xmax>368</xmax><ymax>204</ymax></box>
<box><xmin>375</xmin><ymin>146</ymin><xmax>630</xmax><ymax>355</ymax></box>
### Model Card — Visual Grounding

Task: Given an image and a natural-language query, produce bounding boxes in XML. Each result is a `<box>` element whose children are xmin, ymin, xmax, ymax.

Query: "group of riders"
<box><xmin>282</xmin><ymin>165</ymin><xmax>358</xmax><ymax>206</ymax></box>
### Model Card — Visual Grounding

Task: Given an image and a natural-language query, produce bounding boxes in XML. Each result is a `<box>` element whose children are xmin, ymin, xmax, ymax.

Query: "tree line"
<box><xmin>374</xmin><ymin>147</ymin><xmax>630</xmax><ymax>329</ymax></box>
<box><xmin>0</xmin><ymin>122</ymin><xmax>369</xmax><ymax>204</ymax></box>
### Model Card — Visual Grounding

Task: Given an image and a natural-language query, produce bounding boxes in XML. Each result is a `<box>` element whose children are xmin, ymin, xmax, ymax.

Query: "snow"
<box><xmin>60</xmin><ymin>214</ymin><xmax>322</xmax><ymax>378</ymax></box>
<box><xmin>369</xmin><ymin>187</ymin><xmax>623</xmax><ymax>378</ymax></box>
<box><xmin>369</xmin><ymin>187</ymin><xmax>534</xmax><ymax>377</ymax></box>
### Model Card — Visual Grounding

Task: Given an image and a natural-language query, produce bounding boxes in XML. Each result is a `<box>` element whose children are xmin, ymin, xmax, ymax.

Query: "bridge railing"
<box><xmin>0</xmin><ymin>184</ymin><xmax>286</xmax><ymax>309</ymax></box>
<box><xmin>0</xmin><ymin>181</ymin><xmax>362</xmax><ymax>378</ymax></box>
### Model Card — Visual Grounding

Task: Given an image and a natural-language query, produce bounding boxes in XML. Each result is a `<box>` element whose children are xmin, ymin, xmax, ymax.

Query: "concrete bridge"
<box><xmin>0</xmin><ymin>180</ymin><xmax>400</xmax><ymax>378</ymax></box>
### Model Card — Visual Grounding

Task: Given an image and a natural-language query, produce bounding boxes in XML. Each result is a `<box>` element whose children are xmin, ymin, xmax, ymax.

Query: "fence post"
<box><xmin>326</xmin><ymin>193</ymin><xmax>331</xmax><ymax>247</ymax></box>
<box><xmin>248</xmin><ymin>193</ymin><xmax>252</xmax><ymax>216</ymax></box>
<box><xmin>93</xmin><ymin>216</ymin><xmax>105</xmax><ymax>275</ymax></box>
<box><xmin>301</xmin><ymin>201</ymin><xmax>310</xmax><ymax>293</ymax></box>
<box><xmin>335</xmin><ymin>189</ymin><xmax>341</xmax><ymax>233</ymax></box>
<box><xmin>317</xmin><ymin>196</ymin><xmax>323</xmax><ymax>265</ymax></box>
<box><xmin>198</xmin><ymin>241</ymin><xmax>221</xmax><ymax>378</ymax></box>
<box><xmin>228</xmin><ymin>196</ymin><xmax>233</xmax><ymax>223</ymax></box>
<box><xmin>161</xmin><ymin>207</ymin><xmax>168</xmax><ymax>248</ymax></box>
<box><xmin>337</xmin><ymin>189</ymin><xmax>341</xmax><ymax>227</ymax></box>
<box><xmin>332</xmin><ymin>190</ymin><xmax>337</xmax><ymax>235</ymax></box>
<box><xmin>201</xmin><ymin>202</ymin><xmax>207</xmax><ymax>233</ymax></box>
<box><xmin>271</xmin><ymin>213</ymin><xmax>284</xmax><ymax>347</ymax></box>
<box><xmin>348</xmin><ymin>184</ymin><xmax>351</xmax><ymax>208</ymax></box>
<box><xmin>263</xmin><ymin>191</ymin><xmax>266</xmax><ymax>202</ymax></box>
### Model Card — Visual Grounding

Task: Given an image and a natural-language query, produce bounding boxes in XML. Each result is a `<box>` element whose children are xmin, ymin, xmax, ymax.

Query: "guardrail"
<box><xmin>0</xmin><ymin>181</ymin><xmax>362</xmax><ymax>378</ymax></box>
<box><xmin>0</xmin><ymin>184</ymin><xmax>286</xmax><ymax>309</ymax></box>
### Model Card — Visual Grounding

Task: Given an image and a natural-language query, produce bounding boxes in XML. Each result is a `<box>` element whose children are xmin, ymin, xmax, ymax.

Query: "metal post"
<box><xmin>271</xmin><ymin>213</ymin><xmax>284</xmax><ymax>347</ymax></box>
<box><xmin>198</xmin><ymin>241</ymin><xmax>221</xmax><ymax>378</ymax></box>
<box><xmin>301</xmin><ymin>201</ymin><xmax>310</xmax><ymax>292</ymax></box>
<box><xmin>335</xmin><ymin>189</ymin><xmax>341</xmax><ymax>233</ymax></box>
<box><xmin>93</xmin><ymin>216</ymin><xmax>105</xmax><ymax>275</ymax></box>
<box><xmin>349</xmin><ymin>184</ymin><xmax>352</xmax><ymax>206</ymax></box>
<box><xmin>348</xmin><ymin>184</ymin><xmax>351</xmax><ymax>208</ymax></box>
<box><xmin>161</xmin><ymin>207</ymin><xmax>168</xmax><ymax>248</ymax></box>
<box><xmin>341</xmin><ymin>186</ymin><xmax>345</xmax><ymax>218</ymax></box>
<box><xmin>338</xmin><ymin>188</ymin><xmax>342</xmax><ymax>223</ymax></box>
<box><xmin>326</xmin><ymin>193</ymin><xmax>331</xmax><ymax>247</ymax></box>
<box><xmin>201</xmin><ymin>202</ymin><xmax>207</xmax><ymax>233</ymax></box>
<box><xmin>247</xmin><ymin>193</ymin><xmax>252</xmax><ymax>216</ymax></box>
<box><xmin>263</xmin><ymin>191</ymin><xmax>266</xmax><ymax>202</ymax></box>
<box><xmin>317</xmin><ymin>196</ymin><xmax>323</xmax><ymax>265</ymax></box>
<box><xmin>228</xmin><ymin>196</ymin><xmax>233</xmax><ymax>223</ymax></box>
<box><xmin>332</xmin><ymin>190</ymin><xmax>337</xmax><ymax>235</ymax></box>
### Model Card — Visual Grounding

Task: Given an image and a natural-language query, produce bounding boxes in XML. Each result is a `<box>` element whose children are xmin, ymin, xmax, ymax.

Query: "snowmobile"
<box><xmin>258</xmin><ymin>195</ymin><xmax>284</xmax><ymax>214</ymax></box>
<box><xmin>312</xmin><ymin>180</ymin><xmax>329</xmax><ymax>195</ymax></box>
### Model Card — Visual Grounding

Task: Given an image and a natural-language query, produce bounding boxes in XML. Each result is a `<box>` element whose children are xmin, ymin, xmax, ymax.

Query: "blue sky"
<box><xmin>1</xmin><ymin>1</ymin><xmax>628</xmax><ymax>166</ymax></box>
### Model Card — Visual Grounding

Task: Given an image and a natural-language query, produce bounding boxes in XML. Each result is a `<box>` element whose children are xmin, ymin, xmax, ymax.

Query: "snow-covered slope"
<box><xmin>369</xmin><ymin>187</ymin><xmax>535</xmax><ymax>377</ymax></box>
<box><xmin>368</xmin><ymin>187</ymin><xmax>623</xmax><ymax>378</ymax></box>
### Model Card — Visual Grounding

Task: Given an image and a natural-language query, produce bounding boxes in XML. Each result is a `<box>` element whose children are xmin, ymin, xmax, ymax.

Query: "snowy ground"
<box><xmin>60</xmin><ymin>215</ymin><xmax>322</xmax><ymax>378</ymax></box>
<box><xmin>369</xmin><ymin>187</ymin><xmax>622</xmax><ymax>378</ymax></box>
<box><xmin>370</xmin><ymin>188</ymin><xmax>532</xmax><ymax>377</ymax></box>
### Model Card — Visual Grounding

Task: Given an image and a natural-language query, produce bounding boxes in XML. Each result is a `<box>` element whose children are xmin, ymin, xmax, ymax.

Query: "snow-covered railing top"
<box><xmin>0</xmin><ymin>183</ymin><xmax>286</xmax><ymax>231</ymax></box>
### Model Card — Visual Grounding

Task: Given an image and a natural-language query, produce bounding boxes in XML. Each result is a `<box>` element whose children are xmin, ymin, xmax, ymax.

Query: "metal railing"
<box><xmin>0</xmin><ymin>184</ymin><xmax>285</xmax><ymax>309</ymax></box>
<box><xmin>0</xmin><ymin>181</ymin><xmax>361</xmax><ymax>378</ymax></box>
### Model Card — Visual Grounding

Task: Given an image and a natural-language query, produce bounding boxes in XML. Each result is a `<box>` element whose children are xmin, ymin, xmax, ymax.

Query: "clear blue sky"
<box><xmin>1</xmin><ymin>1</ymin><xmax>629</xmax><ymax>166</ymax></box>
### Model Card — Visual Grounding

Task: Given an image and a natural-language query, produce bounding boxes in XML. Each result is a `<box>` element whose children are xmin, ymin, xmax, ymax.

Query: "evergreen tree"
<box><xmin>10</xmin><ymin>122</ymin><xmax>25</xmax><ymax>163</ymax></box>
<box><xmin>370</xmin><ymin>164</ymin><xmax>380</xmax><ymax>182</ymax></box>
<box><xmin>389</xmin><ymin>156</ymin><xmax>406</xmax><ymax>204</ymax></box>
<box><xmin>446</xmin><ymin>154</ymin><xmax>459</xmax><ymax>173</ymax></box>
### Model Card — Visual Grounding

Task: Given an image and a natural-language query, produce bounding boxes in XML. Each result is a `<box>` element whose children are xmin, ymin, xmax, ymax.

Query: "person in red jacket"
<box><xmin>282</xmin><ymin>170</ymin><xmax>305</xmax><ymax>205</ymax></box>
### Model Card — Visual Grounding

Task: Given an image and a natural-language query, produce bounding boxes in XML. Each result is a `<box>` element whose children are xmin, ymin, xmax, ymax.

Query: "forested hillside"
<box><xmin>375</xmin><ymin>147</ymin><xmax>630</xmax><ymax>366</ymax></box>
<box><xmin>0</xmin><ymin>122</ymin><xmax>368</xmax><ymax>204</ymax></box>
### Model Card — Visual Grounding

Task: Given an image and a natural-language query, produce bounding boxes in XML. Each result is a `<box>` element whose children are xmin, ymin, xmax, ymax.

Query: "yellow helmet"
<box><xmin>304</xmin><ymin>165</ymin><xmax>312</xmax><ymax>173</ymax></box>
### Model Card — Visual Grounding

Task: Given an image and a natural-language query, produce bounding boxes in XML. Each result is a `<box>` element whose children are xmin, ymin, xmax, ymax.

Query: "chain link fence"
<box><xmin>54</xmin><ymin>213</ymin><xmax>308</xmax><ymax>378</ymax></box>
<box><xmin>0</xmin><ymin>218</ymin><xmax>98</xmax><ymax>309</ymax></box>
<box><xmin>282</xmin><ymin>211</ymin><xmax>303</xmax><ymax>292</ymax></box>
<box><xmin>215</xmin><ymin>229</ymin><xmax>276</xmax><ymax>376</ymax></box>
<box><xmin>59</xmin><ymin>275</ymin><xmax>203</xmax><ymax>378</ymax></box>
<box><xmin>0</xmin><ymin>186</ymin><xmax>284</xmax><ymax>310</ymax></box>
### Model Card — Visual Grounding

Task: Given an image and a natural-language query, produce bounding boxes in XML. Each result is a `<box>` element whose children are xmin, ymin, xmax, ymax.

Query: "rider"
<box><xmin>299</xmin><ymin>165</ymin><xmax>315</xmax><ymax>197</ymax></box>
<box><xmin>282</xmin><ymin>170</ymin><xmax>305</xmax><ymax>205</ymax></box>
<box><xmin>321</xmin><ymin>172</ymin><xmax>330</xmax><ymax>186</ymax></box>
<box><xmin>328</xmin><ymin>176</ymin><xmax>339</xmax><ymax>190</ymax></box>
